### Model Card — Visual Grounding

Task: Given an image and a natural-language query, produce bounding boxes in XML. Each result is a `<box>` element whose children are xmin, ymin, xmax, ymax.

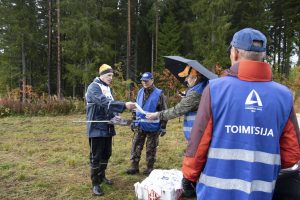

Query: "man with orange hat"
<box><xmin>146</xmin><ymin>65</ymin><xmax>208</xmax><ymax>141</ymax></box>
<box><xmin>85</xmin><ymin>64</ymin><xmax>136</xmax><ymax>196</ymax></box>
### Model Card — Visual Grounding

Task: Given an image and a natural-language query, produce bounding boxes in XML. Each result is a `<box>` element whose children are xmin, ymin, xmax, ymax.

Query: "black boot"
<box><xmin>126</xmin><ymin>161</ymin><xmax>139</xmax><ymax>175</ymax></box>
<box><xmin>103</xmin><ymin>177</ymin><xmax>113</xmax><ymax>185</ymax></box>
<box><xmin>91</xmin><ymin>168</ymin><xmax>103</xmax><ymax>196</ymax></box>
<box><xmin>98</xmin><ymin>162</ymin><xmax>113</xmax><ymax>185</ymax></box>
<box><xmin>92</xmin><ymin>185</ymin><xmax>104</xmax><ymax>196</ymax></box>
<box><xmin>102</xmin><ymin>172</ymin><xmax>113</xmax><ymax>185</ymax></box>
<box><xmin>143</xmin><ymin>162</ymin><xmax>154</xmax><ymax>175</ymax></box>
<box><xmin>143</xmin><ymin>168</ymin><xmax>153</xmax><ymax>176</ymax></box>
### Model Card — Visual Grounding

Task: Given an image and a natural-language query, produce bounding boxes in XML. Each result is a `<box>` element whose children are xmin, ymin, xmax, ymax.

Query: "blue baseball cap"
<box><xmin>140</xmin><ymin>72</ymin><xmax>153</xmax><ymax>81</ymax></box>
<box><xmin>230</xmin><ymin>28</ymin><xmax>267</xmax><ymax>52</ymax></box>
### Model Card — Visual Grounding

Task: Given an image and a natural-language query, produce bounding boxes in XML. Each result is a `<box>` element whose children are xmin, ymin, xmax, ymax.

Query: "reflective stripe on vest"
<box><xmin>138</xmin><ymin>119</ymin><xmax>160</xmax><ymax>123</ymax></box>
<box><xmin>136</xmin><ymin>87</ymin><xmax>162</xmax><ymax>132</ymax></box>
<box><xmin>197</xmin><ymin>76</ymin><xmax>293</xmax><ymax>200</ymax></box>
<box><xmin>185</xmin><ymin>115</ymin><xmax>196</xmax><ymax>121</ymax></box>
<box><xmin>208</xmin><ymin>148</ymin><xmax>281</xmax><ymax>165</ymax></box>
<box><xmin>183</xmin><ymin>81</ymin><xmax>207</xmax><ymax>140</ymax></box>
<box><xmin>183</xmin><ymin>111</ymin><xmax>196</xmax><ymax>140</ymax></box>
<box><xmin>183</xmin><ymin>127</ymin><xmax>192</xmax><ymax>132</ymax></box>
<box><xmin>199</xmin><ymin>173</ymin><xmax>276</xmax><ymax>194</ymax></box>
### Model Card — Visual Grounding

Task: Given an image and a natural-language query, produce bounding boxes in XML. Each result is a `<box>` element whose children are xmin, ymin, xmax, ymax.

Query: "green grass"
<box><xmin>0</xmin><ymin>112</ymin><xmax>191</xmax><ymax>200</ymax></box>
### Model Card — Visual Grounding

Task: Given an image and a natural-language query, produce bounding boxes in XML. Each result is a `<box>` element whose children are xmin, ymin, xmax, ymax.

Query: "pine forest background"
<box><xmin>1</xmin><ymin>0</ymin><xmax>300</xmax><ymax>112</ymax></box>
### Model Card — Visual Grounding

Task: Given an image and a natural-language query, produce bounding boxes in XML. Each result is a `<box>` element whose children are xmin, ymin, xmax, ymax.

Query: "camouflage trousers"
<box><xmin>130</xmin><ymin>129</ymin><xmax>160</xmax><ymax>167</ymax></box>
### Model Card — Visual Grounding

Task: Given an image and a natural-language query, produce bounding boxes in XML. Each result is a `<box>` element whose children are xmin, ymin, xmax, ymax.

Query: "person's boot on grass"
<box><xmin>143</xmin><ymin>162</ymin><xmax>154</xmax><ymax>176</ymax></box>
<box><xmin>91</xmin><ymin>168</ymin><xmax>104</xmax><ymax>196</ymax></box>
<box><xmin>102</xmin><ymin>171</ymin><xmax>113</xmax><ymax>185</ymax></box>
<box><xmin>126</xmin><ymin>161</ymin><xmax>139</xmax><ymax>175</ymax></box>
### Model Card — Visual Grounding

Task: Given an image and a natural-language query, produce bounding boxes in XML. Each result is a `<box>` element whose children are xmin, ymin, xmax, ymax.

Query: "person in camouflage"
<box><xmin>126</xmin><ymin>72</ymin><xmax>168</xmax><ymax>175</ymax></box>
<box><xmin>146</xmin><ymin>66</ymin><xmax>208</xmax><ymax>141</ymax></box>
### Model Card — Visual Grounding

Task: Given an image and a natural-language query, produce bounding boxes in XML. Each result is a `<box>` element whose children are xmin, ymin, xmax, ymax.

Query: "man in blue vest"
<box><xmin>146</xmin><ymin>66</ymin><xmax>208</xmax><ymax>141</ymax></box>
<box><xmin>85</xmin><ymin>64</ymin><xmax>136</xmax><ymax>196</ymax></box>
<box><xmin>181</xmin><ymin>28</ymin><xmax>300</xmax><ymax>199</ymax></box>
<box><xmin>126</xmin><ymin>72</ymin><xmax>168</xmax><ymax>175</ymax></box>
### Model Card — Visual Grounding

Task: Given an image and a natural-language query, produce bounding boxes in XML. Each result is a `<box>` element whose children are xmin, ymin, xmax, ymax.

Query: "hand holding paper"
<box><xmin>146</xmin><ymin>112</ymin><xmax>159</xmax><ymax>120</ymax></box>
<box><xmin>134</xmin><ymin>103</ymin><xmax>147</xmax><ymax>114</ymax></box>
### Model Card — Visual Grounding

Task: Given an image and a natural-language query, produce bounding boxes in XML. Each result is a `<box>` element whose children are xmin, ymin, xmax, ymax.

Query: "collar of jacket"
<box><xmin>143</xmin><ymin>85</ymin><xmax>155</xmax><ymax>94</ymax></box>
<box><xmin>224</xmin><ymin>60</ymin><xmax>272</xmax><ymax>82</ymax></box>
<box><xmin>95</xmin><ymin>77</ymin><xmax>108</xmax><ymax>86</ymax></box>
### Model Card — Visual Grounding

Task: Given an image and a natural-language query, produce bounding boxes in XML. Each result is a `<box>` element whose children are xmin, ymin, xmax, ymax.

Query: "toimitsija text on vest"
<box><xmin>225</xmin><ymin>125</ymin><xmax>274</xmax><ymax>137</ymax></box>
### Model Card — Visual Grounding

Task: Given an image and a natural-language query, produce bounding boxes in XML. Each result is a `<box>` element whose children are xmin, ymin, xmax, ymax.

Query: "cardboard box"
<box><xmin>134</xmin><ymin>169</ymin><xmax>183</xmax><ymax>200</ymax></box>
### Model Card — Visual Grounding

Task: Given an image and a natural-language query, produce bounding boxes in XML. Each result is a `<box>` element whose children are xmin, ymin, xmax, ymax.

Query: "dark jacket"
<box><xmin>86</xmin><ymin>77</ymin><xmax>126</xmax><ymax>138</ymax></box>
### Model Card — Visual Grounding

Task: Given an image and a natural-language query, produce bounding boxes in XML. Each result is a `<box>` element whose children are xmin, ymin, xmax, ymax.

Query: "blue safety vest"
<box><xmin>136</xmin><ymin>87</ymin><xmax>162</xmax><ymax>132</ymax></box>
<box><xmin>196</xmin><ymin>76</ymin><xmax>293</xmax><ymax>200</ymax></box>
<box><xmin>183</xmin><ymin>81</ymin><xmax>208</xmax><ymax>140</ymax></box>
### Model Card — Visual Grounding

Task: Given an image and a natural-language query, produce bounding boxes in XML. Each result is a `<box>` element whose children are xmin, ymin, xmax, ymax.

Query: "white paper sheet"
<box><xmin>135</xmin><ymin>103</ymin><xmax>147</xmax><ymax>114</ymax></box>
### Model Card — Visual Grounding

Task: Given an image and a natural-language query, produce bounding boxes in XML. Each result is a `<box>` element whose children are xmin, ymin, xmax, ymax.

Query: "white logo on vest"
<box><xmin>245</xmin><ymin>89</ymin><xmax>263</xmax><ymax>112</ymax></box>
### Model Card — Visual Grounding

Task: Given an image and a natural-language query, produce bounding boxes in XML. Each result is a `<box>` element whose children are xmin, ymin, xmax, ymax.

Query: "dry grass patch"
<box><xmin>0</xmin><ymin>113</ymin><xmax>191</xmax><ymax>200</ymax></box>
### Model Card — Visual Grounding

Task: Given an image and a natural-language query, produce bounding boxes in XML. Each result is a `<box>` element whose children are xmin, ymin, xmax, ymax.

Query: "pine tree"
<box><xmin>57</xmin><ymin>0</ymin><xmax>62</xmax><ymax>99</ymax></box>
<box><xmin>157</xmin><ymin>11</ymin><xmax>180</xmax><ymax>70</ymax></box>
<box><xmin>0</xmin><ymin>0</ymin><xmax>47</xmax><ymax>97</ymax></box>
<box><xmin>47</xmin><ymin>0</ymin><xmax>53</xmax><ymax>96</ymax></box>
<box><xmin>189</xmin><ymin>0</ymin><xmax>234</xmax><ymax>70</ymax></box>
<box><xmin>166</xmin><ymin>0</ymin><xmax>194</xmax><ymax>56</ymax></box>
<box><xmin>268</xmin><ymin>0</ymin><xmax>300</xmax><ymax>77</ymax></box>
<box><xmin>60</xmin><ymin>0</ymin><xmax>118</xmax><ymax>97</ymax></box>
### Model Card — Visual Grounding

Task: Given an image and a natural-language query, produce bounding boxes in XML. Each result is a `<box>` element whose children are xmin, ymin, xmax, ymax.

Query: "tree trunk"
<box><xmin>151</xmin><ymin>34</ymin><xmax>154</xmax><ymax>74</ymax></box>
<box><xmin>277</xmin><ymin>26</ymin><xmax>282</xmax><ymax>74</ymax></box>
<box><xmin>84</xmin><ymin>83</ymin><xmax>87</xmax><ymax>99</ymax></box>
<box><xmin>47</xmin><ymin>0</ymin><xmax>52</xmax><ymax>96</ymax></box>
<box><xmin>57</xmin><ymin>0</ymin><xmax>62</xmax><ymax>99</ymax></box>
<box><xmin>72</xmin><ymin>84</ymin><xmax>75</xmax><ymax>99</ymax></box>
<box><xmin>273</xmin><ymin>28</ymin><xmax>278</xmax><ymax>67</ymax></box>
<box><xmin>134</xmin><ymin>0</ymin><xmax>140</xmax><ymax>82</ymax></box>
<box><xmin>127</xmin><ymin>0</ymin><xmax>131</xmax><ymax>80</ymax></box>
<box><xmin>29</xmin><ymin>61</ymin><xmax>32</xmax><ymax>86</ymax></box>
<box><xmin>21</xmin><ymin>34</ymin><xmax>26</xmax><ymax>103</ymax></box>
<box><xmin>283</xmin><ymin>27</ymin><xmax>288</xmax><ymax>77</ymax></box>
<box><xmin>155</xmin><ymin>0</ymin><xmax>159</xmax><ymax>68</ymax></box>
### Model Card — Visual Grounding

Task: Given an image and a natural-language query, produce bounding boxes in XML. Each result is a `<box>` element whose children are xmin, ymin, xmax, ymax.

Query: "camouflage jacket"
<box><xmin>158</xmin><ymin>91</ymin><xmax>201</xmax><ymax>121</ymax></box>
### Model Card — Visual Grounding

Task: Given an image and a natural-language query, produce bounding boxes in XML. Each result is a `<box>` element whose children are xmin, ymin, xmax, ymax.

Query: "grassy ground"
<box><xmin>0</xmin><ymin>112</ymin><xmax>192</xmax><ymax>200</ymax></box>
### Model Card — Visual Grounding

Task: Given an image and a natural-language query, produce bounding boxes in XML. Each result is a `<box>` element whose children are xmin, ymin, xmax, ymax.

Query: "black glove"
<box><xmin>160</xmin><ymin>129</ymin><xmax>166</xmax><ymax>137</ymax></box>
<box><xmin>182</xmin><ymin>177</ymin><xmax>196</xmax><ymax>198</ymax></box>
<box><xmin>131</xmin><ymin>124</ymin><xmax>137</xmax><ymax>132</ymax></box>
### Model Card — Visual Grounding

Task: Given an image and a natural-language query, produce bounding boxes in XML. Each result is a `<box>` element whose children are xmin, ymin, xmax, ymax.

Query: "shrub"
<box><xmin>273</xmin><ymin>65</ymin><xmax>300</xmax><ymax>100</ymax></box>
<box><xmin>154</xmin><ymin>69</ymin><xmax>186</xmax><ymax>107</ymax></box>
<box><xmin>0</xmin><ymin>96</ymin><xmax>85</xmax><ymax>118</ymax></box>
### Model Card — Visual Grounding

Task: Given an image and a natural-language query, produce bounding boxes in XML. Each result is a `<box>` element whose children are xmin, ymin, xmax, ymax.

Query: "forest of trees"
<box><xmin>0</xmin><ymin>0</ymin><xmax>300</xmax><ymax>99</ymax></box>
